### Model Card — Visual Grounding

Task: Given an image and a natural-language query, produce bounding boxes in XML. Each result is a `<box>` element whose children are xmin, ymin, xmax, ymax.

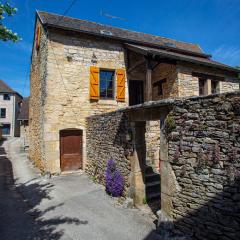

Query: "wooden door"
<box><xmin>60</xmin><ymin>129</ymin><xmax>82</xmax><ymax>172</ymax></box>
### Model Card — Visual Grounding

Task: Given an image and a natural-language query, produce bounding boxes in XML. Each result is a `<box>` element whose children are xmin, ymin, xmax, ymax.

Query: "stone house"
<box><xmin>29</xmin><ymin>11</ymin><xmax>239</xmax><ymax>174</ymax></box>
<box><xmin>17</xmin><ymin>97</ymin><xmax>29</xmax><ymax>149</ymax></box>
<box><xmin>0</xmin><ymin>79</ymin><xmax>22</xmax><ymax>137</ymax></box>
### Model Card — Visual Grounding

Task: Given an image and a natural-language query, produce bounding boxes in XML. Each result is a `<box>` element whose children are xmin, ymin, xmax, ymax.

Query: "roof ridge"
<box><xmin>37</xmin><ymin>10</ymin><xmax>199</xmax><ymax>48</ymax></box>
<box><xmin>37</xmin><ymin>10</ymin><xmax>207</xmax><ymax>56</ymax></box>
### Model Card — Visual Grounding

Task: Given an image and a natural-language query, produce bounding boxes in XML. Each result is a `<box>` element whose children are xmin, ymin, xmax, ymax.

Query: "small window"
<box><xmin>2</xmin><ymin>124</ymin><xmax>10</xmax><ymax>135</ymax></box>
<box><xmin>211</xmin><ymin>81</ymin><xmax>219</xmax><ymax>94</ymax></box>
<box><xmin>157</xmin><ymin>82</ymin><xmax>163</xmax><ymax>96</ymax></box>
<box><xmin>100</xmin><ymin>70</ymin><xmax>114</xmax><ymax>99</ymax></box>
<box><xmin>153</xmin><ymin>79</ymin><xmax>166</xmax><ymax>96</ymax></box>
<box><xmin>3</xmin><ymin>94</ymin><xmax>10</xmax><ymax>100</ymax></box>
<box><xmin>0</xmin><ymin>108</ymin><xmax>6</xmax><ymax>118</ymax></box>
<box><xmin>199</xmin><ymin>78</ymin><xmax>206</xmax><ymax>96</ymax></box>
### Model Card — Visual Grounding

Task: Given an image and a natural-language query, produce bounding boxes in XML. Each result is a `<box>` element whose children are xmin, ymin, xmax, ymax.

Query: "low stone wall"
<box><xmin>166</xmin><ymin>92</ymin><xmax>240</xmax><ymax>239</ymax></box>
<box><xmin>86</xmin><ymin>110</ymin><xmax>133</xmax><ymax>194</ymax></box>
<box><xmin>86</xmin><ymin>91</ymin><xmax>240</xmax><ymax>239</ymax></box>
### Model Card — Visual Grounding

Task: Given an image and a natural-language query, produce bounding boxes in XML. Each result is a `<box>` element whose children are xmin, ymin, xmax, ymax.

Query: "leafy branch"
<box><xmin>0</xmin><ymin>1</ymin><xmax>20</xmax><ymax>42</ymax></box>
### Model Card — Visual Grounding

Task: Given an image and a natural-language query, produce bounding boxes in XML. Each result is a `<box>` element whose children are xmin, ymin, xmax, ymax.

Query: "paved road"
<box><xmin>0</xmin><ymin>138</ymin><xmax>158</xmax><ymax>240</ymax></box>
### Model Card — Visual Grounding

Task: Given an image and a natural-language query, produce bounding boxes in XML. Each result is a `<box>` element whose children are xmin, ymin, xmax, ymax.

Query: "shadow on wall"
<box><xmin>143</xmin><ymin>176</ymin><xmax>240</xmax><ymax>240</ymax></box>
<box><xmin>0</xmin><ymin>140</ymin><xmax>88</xmax><ymax>240</ymax></box>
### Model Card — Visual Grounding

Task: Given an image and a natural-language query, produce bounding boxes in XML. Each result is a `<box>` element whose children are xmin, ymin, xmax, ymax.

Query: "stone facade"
<box><xmin>178</xmin><ymin>63</ymin><xmax>239</xmax><ymax>97</ymax></box>
<box><xmin>29</xmin><ymin>17</ymin><xmax>239</xmax><ymax>174</ymax></box>
<box><xmin>29</xmin><ymin>21</ymin><xmax>48</xmax><ymax>171</ymax></box>
<box><xmin>152</xmin><ymin>63</ymin><xmax>178</xmax><ymax>100</ymax></box>
<box><xmin>29</xmin><ymin>25</ymin><xmax>128</xmax><ymax>173</ymax></box>
<box><xmin>164</xmin><ymin>92</ymin><xmax>240</xmax><ymax>239</ymax></box>
<box><xmin>145</xmin><ymin>120</ymin><xmax>160</xmax><ymax>170</ymax></box>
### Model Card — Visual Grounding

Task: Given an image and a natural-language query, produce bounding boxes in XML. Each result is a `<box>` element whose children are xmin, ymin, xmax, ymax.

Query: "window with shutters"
<box><xmin>100</xmin><ymin>70</ymin><xmax>115</xmax><ymax>99</ymax></box>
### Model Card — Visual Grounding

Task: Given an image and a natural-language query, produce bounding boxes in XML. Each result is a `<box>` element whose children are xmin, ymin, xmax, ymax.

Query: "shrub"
<box><xmin>105</xmin><ymin>159</ymin><xmax>124</xmax><ymax>197</ymax></box>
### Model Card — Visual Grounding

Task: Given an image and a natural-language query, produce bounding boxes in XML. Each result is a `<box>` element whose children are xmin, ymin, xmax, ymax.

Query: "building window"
<box><xmin>0</xmin><ymin>108</ymin><xmax>6</xmax><ymax>118</ymax></box>
<box><xmin>100</xmin><ymin>70</ymin><xmax>114</xmax><ymax>99</ymax></box>
<box><xmin>153</xmin><ymin>79</ymin><xmax>166</xmax><ymax>96</ymax></box>
<box><xmin>3</xmin><ymin>94</ymin><xmax>11</xmax><ymax>100</ymax></box>
<box><xmin>211</xmin><ymin>81</ymin><xmax>219</xmax><ymax>94</ymax></box>
<box><xmin>199</xmin><ymin>78</ymin><xmax>207</xmax><ymax>96</ymax></box>
<box><xmin>2</xmin><ymin>124</ymin><xmax>10</xmax><ymax>135</ymax></box>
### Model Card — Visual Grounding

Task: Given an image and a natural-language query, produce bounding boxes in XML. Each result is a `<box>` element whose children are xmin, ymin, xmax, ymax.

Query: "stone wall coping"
<box><xmin>87</xmin><ymin>91</ymin><xmax>240</xmax><ymax>120</ymax></box>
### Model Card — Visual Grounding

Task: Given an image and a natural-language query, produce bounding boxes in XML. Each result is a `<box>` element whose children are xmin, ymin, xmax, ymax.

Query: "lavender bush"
<box><xmin>105</xmin><ymin>159</ymin><xmax>124</xmax><ymax>197</ymax></box>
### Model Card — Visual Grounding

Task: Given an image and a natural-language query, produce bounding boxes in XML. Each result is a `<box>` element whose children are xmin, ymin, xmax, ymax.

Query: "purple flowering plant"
<box><xmin>105</xmin><ymin>159</ymin><xmax>124</xmax><ymax>197</ymax></box>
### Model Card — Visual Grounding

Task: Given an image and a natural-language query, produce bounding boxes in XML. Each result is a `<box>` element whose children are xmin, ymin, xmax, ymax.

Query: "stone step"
<box><xmin>146</xmin><ymin>180</ymin><xmax>161</xmax><ymax>187</ymax></box>
<box><xmin>146</xmin><ymin>184</ymin><xmax>161</xmax><ymax>195</ymax></box>
<box><xmin>146</xmin><ymin>192</ymin><xmax>161</xmax><ymax>201</ymax></box>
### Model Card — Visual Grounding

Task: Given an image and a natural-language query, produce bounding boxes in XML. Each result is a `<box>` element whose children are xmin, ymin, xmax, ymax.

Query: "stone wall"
<box><xmin>86</xmin><ymin>91</ymin><xmax>240</xmax><ymax>239</ymax></box>
<box><xmin>145</xmin><ymin>120</ymin><xmax>160</xmax><ymax>171</ymax></box>
<box><xmin>165</xmin><ymin>92</ymin><xmax>240</xmax><ymax>239</ymax></box>
<box><xmin>152</xmin><ymin>63</ymin><xmax>179</xmax><ymax>100</ymax></box>
<box><xmin>20</xmin><ymin>121</ymin><xmax>29</xmax><ymax>149</ymax></box>
<box><xmin>29</xmin><ymin>21</ymin><xmax>48</xmax><ymax>171</ymax></box>
<box><xmin>42</xmin><ymin>29</ymin><xmax>128</xmax><ymax>173</ymax></box>
<box><xmin>29</xmin><ymin>25</ymin><xmax>129</xmax><ymax>173</ymax></box>
<box><xmin>177</xmin><ymin>63</ymin><xmax>239</xmax><ymax>97</ymax></box>
<box><xmin>86</xmin><ymin>110</ymin><xmax>133</xmax><ymax>194</ymax></box>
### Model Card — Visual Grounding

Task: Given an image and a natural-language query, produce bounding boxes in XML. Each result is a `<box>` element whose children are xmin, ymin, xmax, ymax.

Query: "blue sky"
<box><xmin>0</xmin><ymin>0</ymin><xmax>240</xmax><ymax>97</ymax></box>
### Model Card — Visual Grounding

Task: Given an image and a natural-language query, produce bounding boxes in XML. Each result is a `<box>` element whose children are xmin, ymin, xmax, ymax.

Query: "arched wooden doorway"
<box><xmin>60</xmin><ymin>129</ymin><xmax>83</xmax><ymax>172</ymax></box>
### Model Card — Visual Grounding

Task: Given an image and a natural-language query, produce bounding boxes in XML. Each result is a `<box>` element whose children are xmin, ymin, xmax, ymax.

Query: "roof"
<box><xmin>18</xmin><ymin>97</ymin><xmax>29</xmax><ymax>120</ymax></box>
<box><xmin>37</xmin><ymin>11</ymin><xmax>207</xmax><ymax>57</ymax></box>
<box><xmin>125</xmin><ymin>44</ymin><xmax>240</xmax><ymax>74</ymax></box>
<box><xmin>0</xmin><ymin>79</ymin><xmax>15</xmax><ymax>93</ymax></box>
<box><xmin>36</xmin><ymin>11</ymin><xmax>240</xmax><ymax>75</ymax></box>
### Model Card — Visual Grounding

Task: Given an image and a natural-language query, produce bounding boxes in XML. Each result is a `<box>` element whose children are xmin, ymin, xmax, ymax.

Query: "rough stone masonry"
<box><xmin>166</xmin><ymin>92</ymin><xmax>240</xmax><ymax>240</ymax></box>
<box><xmin>86</xmin><ymin>92</ymin><xmax>240</xmax><ymax>240</ymax></box>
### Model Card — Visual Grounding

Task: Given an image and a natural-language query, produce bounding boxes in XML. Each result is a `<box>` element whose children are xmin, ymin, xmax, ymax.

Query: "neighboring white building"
<box><xmin>0</xmin><ymin>80</ymin><xmax>22</xmax><ymax>137</ymax></box>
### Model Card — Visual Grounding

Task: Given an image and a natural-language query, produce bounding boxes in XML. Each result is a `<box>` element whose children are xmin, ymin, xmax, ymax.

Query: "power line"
<box><xmin>56</xmin><ymin>0</ymin><xmax>78</xmax><ymax>25</ymax></box>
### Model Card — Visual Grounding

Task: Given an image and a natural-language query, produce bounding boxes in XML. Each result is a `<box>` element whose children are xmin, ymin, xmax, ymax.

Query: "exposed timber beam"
<box><xmin>146</xmin><ymin>58</ymin><xmax>152</xmax><ymax>102</ymax></box>
<box><xmin>127</xmin><ymin>59</ymin><xmax>146</xmax><ymax>73</ymax></box>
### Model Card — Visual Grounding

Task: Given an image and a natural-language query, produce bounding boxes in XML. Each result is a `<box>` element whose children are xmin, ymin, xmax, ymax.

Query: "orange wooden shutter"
<box><xmin>35</xmin><ymin>26</ymin><xmax>41</xmax><ymax>50</ymax></box>
<box><xmin>116</xmin><ymin>69</ymin><xmax>126</xmax><ymax>102</ymax></box>
<box><xmin>90</xmin><ymin>66</ymin><xmax>99</xmax><ymax>100</ymax></box>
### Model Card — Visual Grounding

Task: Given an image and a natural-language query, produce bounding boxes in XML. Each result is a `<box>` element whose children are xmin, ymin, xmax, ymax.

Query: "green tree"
<box><xmin>0</xmin><ymin>1</ymin><xmax>20</xmax><ymax>42</ymax></box>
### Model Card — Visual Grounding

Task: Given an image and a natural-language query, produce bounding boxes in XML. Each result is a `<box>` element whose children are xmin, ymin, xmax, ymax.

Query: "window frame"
<box><xmin>1</xmin><ymin>123</ymin><xmax>10</xmax><ymax>135</ymax></box>
<box><xmin>211</xmin><ymin>80</ymin><xmax>219</xmax><ymax>94</ymax></box>
<box><xmin>99</xmin><ymin>69</ymin><xmax>115</xmax><ymax>100</ymax></box>
<box><xmin>153</xmin><ymin>79</ymin><xmax>166</xmax><ymax>97</ymax></box>
<box><xmin>3</xmin><ymin>94</ymin><xmax>11</xmax><ymax>100</ymax></box>
<box><xmin>0</xmin><ymin>108</ymin><xmax>6</xmax><ymax>118</ymax></box>
<box><xmin>198</xmin><ymin>77</ymin><xmax>207</xmax><ymax>96</ymax></box>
